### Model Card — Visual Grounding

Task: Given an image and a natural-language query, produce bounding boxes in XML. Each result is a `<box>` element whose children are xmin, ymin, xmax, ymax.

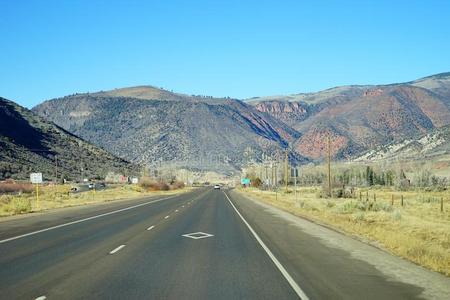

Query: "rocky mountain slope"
<box><xmin>353</xmin><ymin>124</ymin><xmax>450</xmax><ymax>162</ymax></box>
<box><xmin>31</xmin><ymin>73</ymin><xmax>450</xmax><ymax>168</ymax></box>
<box><xmin>248</xmin><ymin>73</ymin><xmax>450</xmax><ymax>160</ymax></box>
<box><xmin>33</xmin><ymin>88</ymin><xmax>305</xmax><ymax>169</ymax></box>
<box><xmin>0</xmin><ymin>97</ymin><xmax>137</xmax><ymax>181</ymax></box>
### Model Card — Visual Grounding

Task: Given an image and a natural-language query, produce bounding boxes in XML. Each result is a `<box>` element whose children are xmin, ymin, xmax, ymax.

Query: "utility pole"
<box><xmin>55</xmin><ymin>155</ymin><xmax>58</xmax><ymax>184</ymax></box>
<box><xmin>159</xmin><ymin>159</ymin><xmax>162</xmax><ymax>182</ymax></box>
<box><xmin>80</xmin><ymin>162</ymin><xmax>84</xmax><ymax>183</ymax></box>
<box><xmin>265</xmin><ymin>164</ymin><xmax>269</xmax><ymax>188</ymax></box>
<box><xmin>294</xmin><ymin>167</ymin><xmax>298</xmax><ymax>202</ymax></box>
<box><xmin>284</xmin><ymin>150</ymin><xmax>288</xmax><ymax>192</ymax></box>
<box><xmin>275</xmin><ymin>162</ymin><xmax>278</xmax><ymax>189</ymax></box>
<box><xmin>271</xmin><ymin>163</ymin><xmax>275</xmax><ymax>190</ymax></box>
<box><xmin>259</xmin><ymin>167</ymin><xmax>263</xmax><ymax>182</ymax></box>
<box><xmin>327</xmin><ymin>135</ymin><xmax>332</xmax><ymax>197</ymax></box>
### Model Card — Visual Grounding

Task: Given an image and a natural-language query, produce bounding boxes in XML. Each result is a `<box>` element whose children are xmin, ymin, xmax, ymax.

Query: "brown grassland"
<box><xmin>237</xmin><ymin>186</ymin><xmax>450</xmax><ymax>276</ymax></box>
<box><xmin>0</xmin><ymin>183</ymin><xmax>191</xmax><ymax>217</ymax></box>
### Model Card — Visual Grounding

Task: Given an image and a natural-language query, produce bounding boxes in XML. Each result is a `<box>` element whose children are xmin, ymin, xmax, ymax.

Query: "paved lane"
<box><xmin>0</xmin><ymin>188</ymin><xmax>209</xmax><ymax>299</ymax></box>
<box><xmin>1</xmin><ymin>188</ymin><xmax>449</xmax><ymax>299</ymax></box>
<box><xmin>0</xmin><ymin>189</ymin><xmax>299</xmax><ymax>299</ymax></box>
<box><xmin>229</xmin><ymin>190</ymin><xmax>450</xmax><ymax>300</ymax></box>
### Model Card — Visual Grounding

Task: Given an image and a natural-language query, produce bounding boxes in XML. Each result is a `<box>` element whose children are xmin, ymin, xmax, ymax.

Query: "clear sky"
<box><xmin>1</xmin><ymin>0</ymin><xmax>450</xmax><ymax>108</ymax></box>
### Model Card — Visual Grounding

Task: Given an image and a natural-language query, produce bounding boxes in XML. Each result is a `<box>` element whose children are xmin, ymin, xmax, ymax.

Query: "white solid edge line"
<box><xmin>0</xmin><ymin>195</ymin><xmax>177</xmax><ymax>244</ymax></box>
<box><xmin>109</xmin><ymin>244</ymin><xmax>126</xmax><ymax>254</ymax></box>
<box><xmin>223</xmin><ymin>192</ymin><xmax>309</xmax><ymax>300</ymax></box>
<box><xmin>147</xmin><ymin>225</ymin><xmax>155</xmax><ymax>231</ymax></box>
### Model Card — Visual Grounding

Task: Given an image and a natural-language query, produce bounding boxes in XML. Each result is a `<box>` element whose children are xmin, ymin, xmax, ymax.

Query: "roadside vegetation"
<box><xmin>0</xmin><ymin>179</ymin><xmax>189</xmax><ymax>217</ymax></box>
<box><xmin>240</xmin><ymin>161</ymin><xmax>450</xmax><ymax>276</ymax></box>
<box><xmin>238</xmin><ymin>186</ymin><xmax>450</xmax><ymax>276</ymax></box>
<box><xmin>138</xmin><ymin>177</ymin><xmax>185</xmax><ymax>191</ymax></box>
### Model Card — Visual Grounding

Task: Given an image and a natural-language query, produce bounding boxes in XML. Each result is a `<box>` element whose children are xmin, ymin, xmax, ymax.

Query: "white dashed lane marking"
<box><xmin>109</xmin><ymin>245</ymin><xmax>126</xmax><ymax>254</ymax></box>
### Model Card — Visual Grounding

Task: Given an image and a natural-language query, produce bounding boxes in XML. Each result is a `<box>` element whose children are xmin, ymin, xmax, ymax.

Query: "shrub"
<box><xmin>252</xmin><ymin>177</ymin><xmax>262</xmax><ymax>188</ymax></box>
<box><xmin>139</xmin><ymin>177</ymin><xmax>170</xmax><ymax>191</ymax></box>
<box><xmin>391</xmin><ymin>210</ymin><xmax>402</xmax><ymax>221</ymax></box>
<box><xmin>326</xmin><ymin>200</ymin><xmax>335</xmax><ymax>208</ymax></box>
<box><xmin>154</xmin><ymin>182</ymin><xmax>169</xmax><ymax>191</ymax></box>
<box><xmin>138</xmin><ymin>177</ymin><xmax>154</xmax><ymax>189</ymax></box>
<box><xmin>336</xmin><ymin>201</ymin><xmax>358</xmax><ymax>214</ymax></box>
<box><xmin>0</xmin><ymin>182</ymin><xmax>34</xmax><ymax>194</ymax></box>
<box><xmin>357</xmin><ymin>201</ymin><xmax>369</xmax><ymax>211</ymax></box>
<box><xmin>170</xmin><ymin>181</ymin><xmax>185</xmax><ymax>189</ymax></box>
<box><xmin>320</xmin><ymin>184</ymin><xmax>354</xmax><ymax>198</ymax></box>
<box><xmin>12</xmin><ymin>197</ymin><xmax>32</xmax><ymax>214</ymax></box>
<box><xmin>353</xmin><ymin>212</ymin><xmax>366</xmax><ymax>222</ymax></box>
<box><xmin>371</xmin><ymin>202</ymin><xmax>394</xmax><ymax>212</ymax></box>
<box><xmin>417</xmin><ymin>196</ymin><xmax>440</xmax><ymax>204</ymax></box>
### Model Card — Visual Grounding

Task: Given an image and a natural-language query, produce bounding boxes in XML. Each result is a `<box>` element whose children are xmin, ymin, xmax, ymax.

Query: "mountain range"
<box><xmin>0</xmin><ymin>72</ymin><xmax>444</xmax><ymax>176</ymax></box>
<box><xmin>32</xmin><ymin>87</ymin><xmax>305</xmax><ymax>170</ymax></box>
<box><xmin>0</xmin><ymin>97</ymin><xmax>137</xmax><ymax>181</ymax></box>
<box><xmin>248</xmin><ymin>72</ymin><xmax>450</xmax><ymax>159</ymax></box>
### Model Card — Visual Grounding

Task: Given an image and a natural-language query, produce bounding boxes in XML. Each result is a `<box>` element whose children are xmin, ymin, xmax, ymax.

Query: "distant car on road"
<box><xmin>214</xmin><ymin>184</ymin><xmax>220</xmax><ymax>190</ymax></box>
<box><xmin>88</xmin><ymin>183</ymin><xmax>95</xmax><ymax>189</ymax></box>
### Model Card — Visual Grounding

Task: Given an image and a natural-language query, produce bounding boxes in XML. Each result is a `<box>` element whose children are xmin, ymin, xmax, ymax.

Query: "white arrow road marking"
<box><xmin>109</xmin><ymin>245</ymin><xmax>126</xmax><ymax>254</ymax></box>
<box><xmin>164</xmin><ymin>215</ymin><xmax>170</xmax><ymax>219</ymax></box>
<box><xmin>147</xmin><ymin>225</ymin><xmax>155</xmax><ymax>231</ymax></box>
<box><xmin>35</xmin><ymin>296</ymin><xmax>46</xmax><ymax>300</ymax></box>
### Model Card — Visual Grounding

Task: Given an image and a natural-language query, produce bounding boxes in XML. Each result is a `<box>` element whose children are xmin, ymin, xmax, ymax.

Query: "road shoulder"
<box><xmin>230</xmin><ymin>189</ymin><xmax>450</xmax><ymax>300</ymax></box>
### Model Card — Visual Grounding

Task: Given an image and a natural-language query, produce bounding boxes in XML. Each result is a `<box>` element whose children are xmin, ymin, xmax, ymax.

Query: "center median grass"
<box><xmin>236</xmin><ymin>186</ymin><xmax>450</xmax><ymax>276</ymax></box>
<box><xmin>0</xmin><ymin>184</ymin><xmax>193</xmax><ymax>217</ymax></box>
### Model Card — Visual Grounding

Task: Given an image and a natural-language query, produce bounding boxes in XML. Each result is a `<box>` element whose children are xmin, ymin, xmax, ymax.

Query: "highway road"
<box><xmin>0</xmin><ymin>187</ymin><xmax>449</xmax><ymax>299</ymax></box>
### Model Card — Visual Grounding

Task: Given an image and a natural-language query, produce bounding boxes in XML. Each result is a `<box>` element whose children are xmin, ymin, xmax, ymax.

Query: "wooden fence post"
<box><xmin>401</xmin><ymin>195</ymin><xmax>404</xmax><ymax>207</ymax></box>
<box><xmin>391</xmin><ymin>194</ymin><xmax>394</xmax><ymax>206</ymax></box>
<box><xmin>441</xmin><ymin>197</ymin><xmax>444</xmax><ymax>213</ymax></box>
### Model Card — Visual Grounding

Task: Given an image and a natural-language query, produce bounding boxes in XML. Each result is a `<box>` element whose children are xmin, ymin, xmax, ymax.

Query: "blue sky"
<box><xmin>1</xmin><ymin>0</ymin><xmax>450</xmax><ymax>108</ymax></box>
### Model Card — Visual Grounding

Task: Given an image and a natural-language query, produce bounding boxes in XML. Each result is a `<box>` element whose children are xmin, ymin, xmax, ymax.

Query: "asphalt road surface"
<box><xmin>0</xmin><ymin>188</ymin><xmax>449</xmax><ymax>300</ymax></box>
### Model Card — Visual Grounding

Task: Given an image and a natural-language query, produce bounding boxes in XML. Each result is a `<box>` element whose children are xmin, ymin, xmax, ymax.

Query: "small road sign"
<box><xmin>241</xmin><ymin>178</ymin><xmax>250</xmax><ymax>185</ymax></box>
<box><xmin>30</xmin><ymin>173</ymin><xmax>43</xmax><ymax>184</ymax></box>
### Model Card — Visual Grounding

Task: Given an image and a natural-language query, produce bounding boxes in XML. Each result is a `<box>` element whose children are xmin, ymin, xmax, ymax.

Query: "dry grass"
<box><xmin>237</xmin><ymin>186</ymin><xmax>450</xmax><ymax>276</ymax></box>
<box><xmin>0</xmin><ymin>184</ymin><xmax>192</xmax><ymax>217</ymax></box>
